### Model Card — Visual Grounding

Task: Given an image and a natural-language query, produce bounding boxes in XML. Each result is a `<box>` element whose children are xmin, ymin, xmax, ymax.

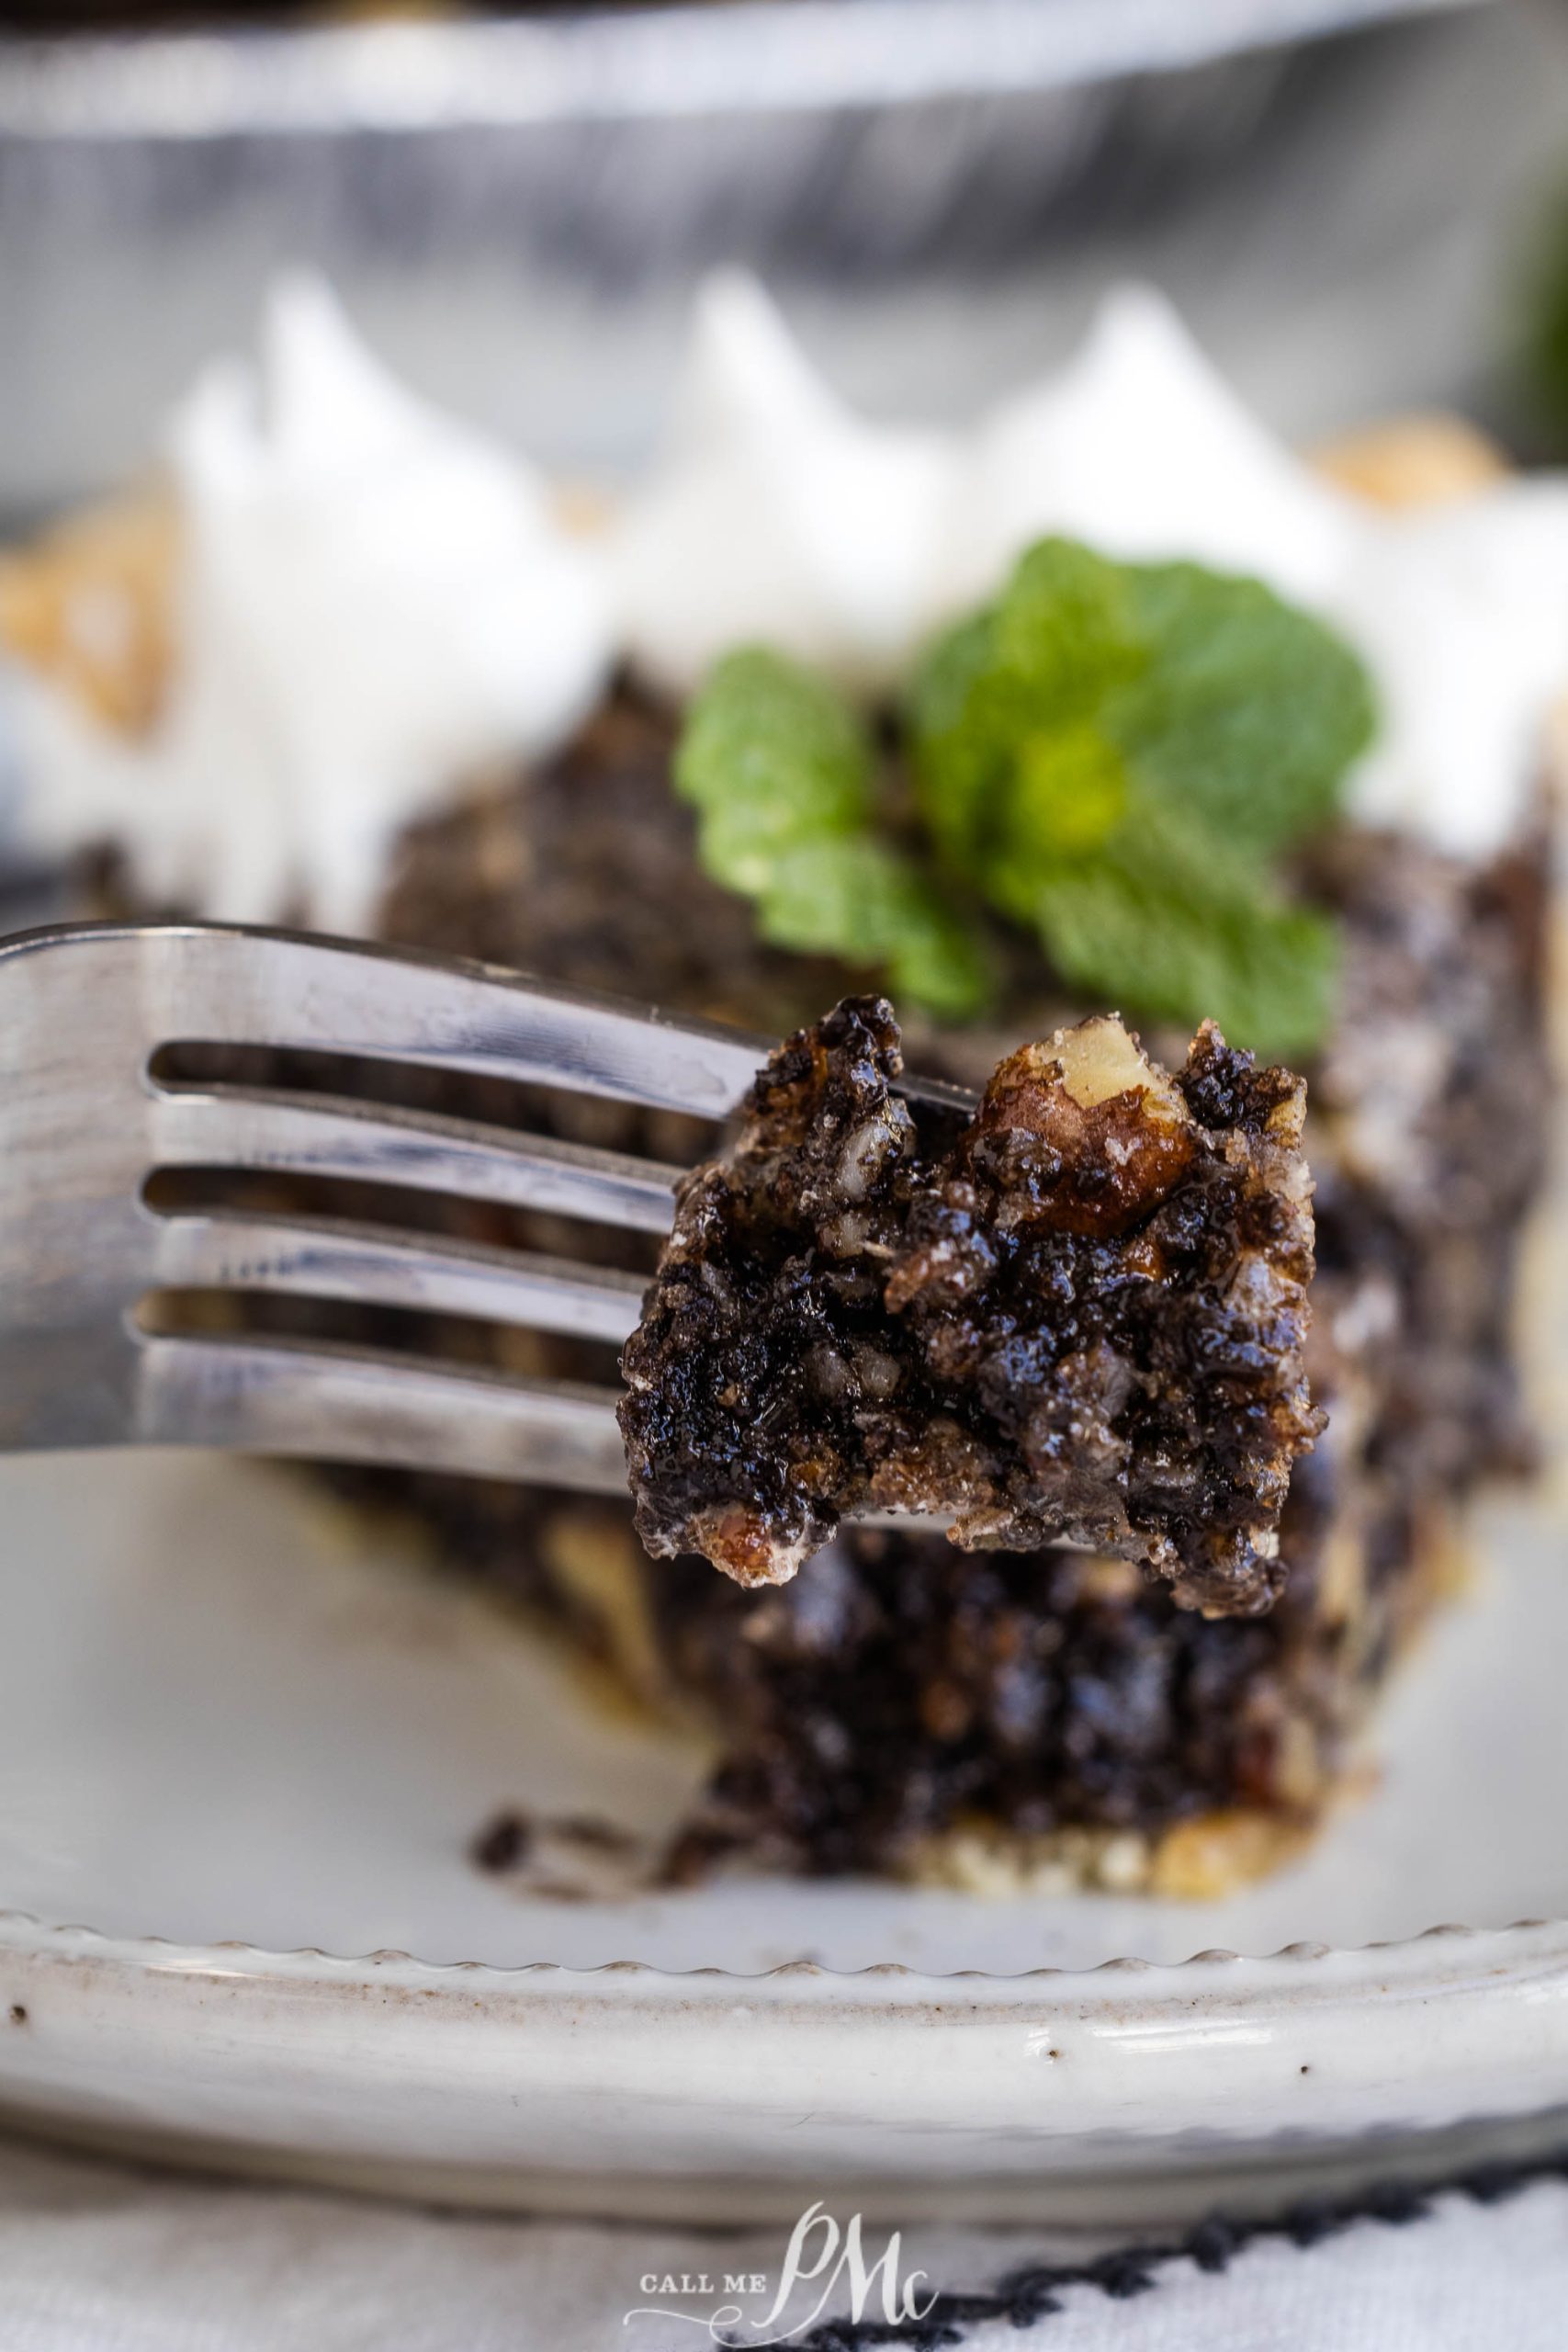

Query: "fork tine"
<box><xmin>152</xmin><ymin>1084</ymin><xmax>683</xmax><ymax>1235</ymax></box>
<box><xmin>132</xmin><ymin>1330</ymin><xmax>632</xmax><ymax>1488</ymax></box>
<box><xmin>10</xmin><ymin>922</ymin><xmax>976</xmax><ymax>1118</ymax></box>
<box><xmin>128</xmin><ymin>1331</ymin><xmax>958</xmax><ymax>1531</ymax></box>
<box><xmin>140</xmin><ymin>925</ymin><xmax>777</xmax><ymax>1118</ymax></box>
<box><xmin>151</xmin><ymin>1210</ymin><xmax>647</xmax><ymax>1344</ymax></box>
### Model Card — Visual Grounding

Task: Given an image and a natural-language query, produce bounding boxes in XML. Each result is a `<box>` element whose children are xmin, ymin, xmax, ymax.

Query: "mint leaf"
<box><xmin>998</xmin><ymin>722</ymin><xmax>1129</xmax><ymax>879</ymax></box>
<box><xmin>676</xmin><ymin>646</ymin><xmax>991</xmax><ymax>1022</ymax></box>
<box><xmin>1034</xmin><ymin>827</ymin><xmax>1341</xmax><ymax>1062</ymax></box>
<box><xmin>1116</xmin><ymin>562</ymin><xmax>1376</xmax><ymax>853</ymax></box>
<box><xmin>903</xmin><ymin>610</ymin><xmax>1003</xmax><ymax>871</ymax></box>
<box><xmin>675</xmin><ymin>648</ymin><xmax>873</xmax><ymax>892</ymax></box>
<box><xmin>760</xmin><ymin>838</ymin><xmax>991</xmax><ymax>1022</ymax></box>
<box><xmin>906</xmin><ymin>537</ymin><xmax>1373</xmax><ymax>1054</ymax></box>
<box><xmin>908</xmin><ymin>542</ymin><xmax>1146</xmax><ymax>878</ymax></box>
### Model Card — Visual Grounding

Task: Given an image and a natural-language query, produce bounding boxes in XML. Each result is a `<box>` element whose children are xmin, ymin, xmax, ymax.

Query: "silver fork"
<box><xmin>0</xmin><ymin>921</ymin><xmax>976</xmax><ymax>1501</ymax></box>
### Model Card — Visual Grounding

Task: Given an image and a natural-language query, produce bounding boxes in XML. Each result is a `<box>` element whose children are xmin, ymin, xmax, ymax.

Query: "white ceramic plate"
<box><xmin>3</xmin><ymin>1411</ymin><xmax>1568</xmax><ymax>2223</ymax></box>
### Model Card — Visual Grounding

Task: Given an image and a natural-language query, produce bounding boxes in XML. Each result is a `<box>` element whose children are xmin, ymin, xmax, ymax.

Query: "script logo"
<box><xmin>625</xmin><ymin>2201</ymin><xmax>937</xmax><ymax>2343</ymax></box>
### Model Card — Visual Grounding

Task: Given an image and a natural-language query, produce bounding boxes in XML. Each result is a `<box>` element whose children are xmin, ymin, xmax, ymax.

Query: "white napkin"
<box><xmin>2</xmin><ymin>2132</ymin><xmax>1567</xmax><ymax>2351</ymax></box>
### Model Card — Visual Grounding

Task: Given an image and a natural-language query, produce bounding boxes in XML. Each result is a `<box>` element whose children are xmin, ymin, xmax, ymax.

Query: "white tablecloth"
<box><xmin>4</xmin><ymin>2132</ymin><xmax>1568</xmax><ymax>2351</ymax></box>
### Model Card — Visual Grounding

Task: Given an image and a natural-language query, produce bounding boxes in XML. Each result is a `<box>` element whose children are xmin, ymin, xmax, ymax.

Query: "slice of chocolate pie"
<box><xmin>1</xmin><ymin>280</ymin><xmax>1558</xmax><ymax>1895</ymax></box>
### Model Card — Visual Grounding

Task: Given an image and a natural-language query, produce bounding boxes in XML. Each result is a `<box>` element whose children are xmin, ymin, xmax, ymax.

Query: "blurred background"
<box><xmin>4</xmin><ymin>0</ymin><xmax>1568</xmax><ymax>533</ymax></box>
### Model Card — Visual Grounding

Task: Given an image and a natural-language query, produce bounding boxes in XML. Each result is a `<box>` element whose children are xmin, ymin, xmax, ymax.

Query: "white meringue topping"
<box><xmin>1332</xmin><ymin>479</ymin><xmax>1568</xmax><ymax>857</ymax></box>
<box><xmin>13</xmin><ymin>274</ymin><xmax>614</xmax><ymax>930</ymax></box>
<box><xmin>942</xmin><ymin>284</ymin><xmax>1361</xmax><ymax>615</ymax></box>
<box><xmin>615</xmin><ymin>271</ymin><xmax>960</xmax><ymax>699</ymax></box>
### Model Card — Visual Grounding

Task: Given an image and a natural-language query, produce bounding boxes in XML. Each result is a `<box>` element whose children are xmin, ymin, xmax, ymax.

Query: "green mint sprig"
<box><xmin>672</xmin><ymin>540</ymin><xmax>1377</xmax><ymax>1057</ymax></box>
<box><xmin>674</xmin><ymin>648</ymin><xmax>991</xmax><ymax>1021</ymax></box>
